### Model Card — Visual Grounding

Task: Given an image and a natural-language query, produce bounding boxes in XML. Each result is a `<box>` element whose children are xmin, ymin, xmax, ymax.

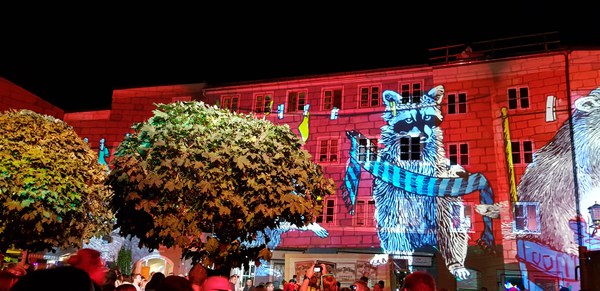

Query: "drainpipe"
<box><xmin>500</xmin><ymin>107</ymin><xmax>518</xmax><ymax>207</ymax></box>
<box><xmin>564</xmin><ymin>49</ymin><xmax>589</xmax><ymax>290</ymax></box>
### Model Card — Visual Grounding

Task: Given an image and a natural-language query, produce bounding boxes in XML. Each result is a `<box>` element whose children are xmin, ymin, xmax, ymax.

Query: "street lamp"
<box><xmin>589</xmin><ymin>202</ymin><xmax>600</xmax><ymax>236</ymax></box>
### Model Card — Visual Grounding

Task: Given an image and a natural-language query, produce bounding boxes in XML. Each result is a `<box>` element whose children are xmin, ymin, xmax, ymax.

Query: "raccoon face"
<box><xmin>382</xmin><ymin>88</ymin><xmax>443</xmax><ymax>144</ymax></box>
<box><xmin>391</xmin><ymin>105</ymin><xmax>441</xmax><ymax>142</ymax></box>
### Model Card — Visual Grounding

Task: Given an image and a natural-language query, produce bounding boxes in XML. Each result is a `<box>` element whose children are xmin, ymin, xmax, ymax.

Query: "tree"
<box><xmin>108</xmin><ymin>101</ymin><xmax>336</xmax><ymax>273</ymax></box>
<box><xmin>117</xmin><ymin>246</ymin><xmax>132</xmax><ymax>275</ymax></box>
<box><xmin>0</xmin><ymin>109</ymin><xmax>114</xmax><ymax>257</ymax></box>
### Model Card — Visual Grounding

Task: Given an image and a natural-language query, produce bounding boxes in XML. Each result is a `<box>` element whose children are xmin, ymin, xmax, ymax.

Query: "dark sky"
<box><xmin>2</xmin><ymin>5</ymin><xmax>597</xmax><ymax>112</ymax></box>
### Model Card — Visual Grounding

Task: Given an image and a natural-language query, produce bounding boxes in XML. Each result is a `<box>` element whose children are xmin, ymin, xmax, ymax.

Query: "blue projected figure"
<box><xmin>342</xmin><ymin>85</ymin><xmax>496</xmax><ymax>280</ymax></box>
<box><xmin>98</xmin><ymin>138</ymin><xmax>110</xmax><ymax>172</ymax></box>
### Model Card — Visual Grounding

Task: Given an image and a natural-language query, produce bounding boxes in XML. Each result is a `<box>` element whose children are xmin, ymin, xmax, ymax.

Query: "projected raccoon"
<box><xmin>342</xmin><ymin>85</ymin><xmax>495</xmax><ymax>279</ymax></box>
<box><xmin>375</xmin><ymin>85</ymin><xmax>471</xmax><ymax>279</ymax></box>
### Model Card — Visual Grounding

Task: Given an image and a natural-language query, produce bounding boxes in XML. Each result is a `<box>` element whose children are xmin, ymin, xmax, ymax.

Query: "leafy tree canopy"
<box><xmin>0</xmin><ymin>109</ymin><xmax>114</xmax><ymax>254</ymax></box>
<box><xmin>108</xmin><ymin>101</ymin><xmax>336</xmax><ymax>271</ymax></box>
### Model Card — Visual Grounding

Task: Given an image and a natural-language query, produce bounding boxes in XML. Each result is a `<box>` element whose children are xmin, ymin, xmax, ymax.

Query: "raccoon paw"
<box><xmin>448</xmin><ymin>264</ymin><xmax>470</xmax><ymax>281</ymax></box>
<box><xmin>307</xmin><ymin>222</ymin><xmax>329</xmax><ymax>238</ymax></box>
<box><xmin>475</xmin><ymin>203</ymin><xmax>503</xmax><ymax>218</ymax></box>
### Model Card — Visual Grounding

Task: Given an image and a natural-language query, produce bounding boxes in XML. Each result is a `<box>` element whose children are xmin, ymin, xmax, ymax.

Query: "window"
<box><xmin>449</xmin><ymin>143</ymin><xmax>469</xmax><ymax>165</ymax></box>
<box><xmin>254</xmin><ymin>93</ymin><xmax>273</xmax><ymax>114</ymax></box>
<box><xmin>508</xmin><ymin>87</ymin><xmax>530</xmax><ymax>109</ymax></box>
<box><xmin>319</xmin><ymin>139</ymin><xmax>339</xmax><ymax>163</ymax></box>
<box><xmin>323</xmin><ymin>89</ymin><xmax>343</xmax><ymax>110</ymax></box>
<box><xmin>358</xmin><ymin>136</ymin><xmax>379</xmax><ymax>162</ymax></box>
<box><xmin>287</xmin><ymin>90</ymin><xmax>307</xmax><ymax>112</ymax></box>
<box><xmin>447</xmin><ymin>92</ymin><xmax>467</xmax><ymax>114</ymax></box>
<box><xmin>241</xmin><ymin>264</ymin><xmax>256</xmax><ymax>290</ymax></box>
<box><xmin>359</xmin><ymin>86</ymin><xmax>380</xmax><ymax>108</ymax></box>
<box><xmin>400</xmin><ymin>137</ymin><xmax>421</xmax><ymax>160</ymax></box>
<box><xmin>511</xmin><ymin>141</ymin><xmax>533</xmax><ymax>164</ymax></box>
<box><xmin>316</xmin><ymin>199</ymin><xmax>335</xmax><ymax>224</ymax></box>
<box><xmin>354</xmin><ymin>199</ymin><xmax>375</xmax><ymax>227</ymax></box>
<box><xmin>450</xmin><ymin>202</ymin><xmax>474</xmax><ymax>233</ymax></box>
<box><xmin>400</xmin><ymin>82</ymin><xmax>422</xmax><ymax>104</ymax></box>
<box><xmin>513</xmin><ymin>202</ymin><xmax>540</xmax><ymax>234</ymax></box>
<box><xmin>221</xmin><ymin>95</ymin><xmax>239</xmax><ymax>112</ymax></box>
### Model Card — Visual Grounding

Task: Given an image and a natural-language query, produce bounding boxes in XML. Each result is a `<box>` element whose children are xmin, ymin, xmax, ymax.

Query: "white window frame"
<box><xmin>399</xmin><ymin>82</ymin><xmax>423</xmax><ymax>104</ymax></box>
<box><xmin>513</xmin><ymin>201</ymin><xmax>541</xmax><ymax>234</ymax></box>
<box><xmin>449</xmin><ymin>143</ymin><xmax>469</xmax><ymax>166</ymax></box>
<box><xmin>316</xmin><ymin>198</ymin><xmax>335</xmax><ymax>225</ymax></box>
<box><xmin>322</xmin><ymin>88</ymin><xmax>343</xmax><ymax>111</ymax></box>
<box><xmin>254</xmin><ymin>93</ymin><xmax>273</xmax><ymax>114</ymax></box>
<box><xmin>450</xmin><ymin>201</ymin><xmax>475</xmax><ymax>233</ymax></box>
<box><xmin>508</xmin><ymin>87</ymin><xmax>530</xmax><ymax>109</ymax></box>
<box><xmin>318</xmin><ymin>138</ymin><xmax>340</xmax><ymax>163</ymax></box>
<box><xmin>354</xmin><ymin>199</ymin><xmax>375</xmax><ymax>227</ymax></box>
<box><xmin>221</xmin><ymin>95</ymin><xmax>240</xmax><ymax>112</ymax></box>
<box><xmin>358</xmin><ymin>85</ymin><xmax>381</xmax><ymax>108</ymax></box>
<box><xmin>447</xmin><ymin>92</ymin><xmax>467</xmax><ymax>114</ymax></box>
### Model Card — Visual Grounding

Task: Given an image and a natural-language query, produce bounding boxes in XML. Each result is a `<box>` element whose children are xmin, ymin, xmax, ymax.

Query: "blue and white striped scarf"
<box><xmin>341</xmin><ymin>130</ymin><xmax>496</xmax><ymax>250</ymax></box>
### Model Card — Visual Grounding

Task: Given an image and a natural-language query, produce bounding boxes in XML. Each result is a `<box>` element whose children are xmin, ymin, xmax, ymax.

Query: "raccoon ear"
<box><xmin>382</xmin><ymin>90</ymin><xmax>400</xmax><ymax>107</ymax></box>
<box><xmin>427</xmin><ymin>85</ymin><xmax>445</xmax><ymax>104</ymax></box>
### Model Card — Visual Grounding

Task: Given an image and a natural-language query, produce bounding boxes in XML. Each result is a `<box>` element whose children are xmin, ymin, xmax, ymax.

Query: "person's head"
<box><xmin>308</xmin><ymin>276</ymin><xmax>320</xmax><ymax>289</ymax></box>
<box><xmin>117</xmin><ymin>284</ymin><xmax>138</xmax><ymax>291</ymax></box>
<box><xmin>104</xmin><ymin>269</ymin><xmax>118</xmax><ymax>286</ymax></box>
<box><xmin>203</xmin><ymin>276</ymin><xmax>232</xmax><ymax>291</ymax></box>
<box><xmin>377</xmin><ymin>281</ymin><xmax>384</xmax><ymax>288</ymax></box>
<box><xmin>322</xmin><ymin>275</ymin><xmax>337</xmax><ymax>291</ymax></box>
<box><xmin>66</xmin><ymin>248</ymin><xmax>107</xmax><ymax>286</ymax></box>
<box><xmin>246</xmin><ymin>278</ymin><xmax>254</xmax><ymax>286</ymax></box>
<box><xmin>401</xmin><ymin>271</ymin><xmax>436</xmax><ymax>291</ymax></box>
<box><xmin>133</xmin><ymin>273</ymin><xmax>143</xmax><ymax>284</ymax></box>
<box><xmin>122</xmin><ymin>274</ymin><xmax>133</xmax><ymax>283</ymax></box>
<box><xmin>146</xmin><ymin>272</ymin><xmax>166</xmax><ymax>290</ymax></box>
<box><xmin>265</xmin><ymin>282</ymin><xmax>274</xmax><ymax>291</ymax></box>
<box><xmin>158</xmin><ymin>275</ymin><xmax>194</xmax><ymax>291</ymax></box>
<box><xmin>351</xmin><ymin>280</ymin><xmax>370</xmax><ymax>291</ymax></box>
<box><xmin>230</xmin><ymin>274</ymin><xmax>239</xmax><ymax>284</ymax></box>
<box><xmin>188</xmin><ymin>264</ymin><xmax>207</xmax><ymax>288</ymax></box>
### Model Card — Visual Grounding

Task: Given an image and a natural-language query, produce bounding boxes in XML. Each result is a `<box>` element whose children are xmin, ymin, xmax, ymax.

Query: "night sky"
<box><xmin>1</xmin><ymin>5</ymin><xmax>597</xmax><ymax>112</ymax></box>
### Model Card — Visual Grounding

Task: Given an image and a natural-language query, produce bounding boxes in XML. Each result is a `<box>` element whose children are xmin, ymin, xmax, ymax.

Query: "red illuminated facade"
<box><xmin>2</xmin><ymin>39</ymin><xmax>600</xmax><ymax>290</ymax></box>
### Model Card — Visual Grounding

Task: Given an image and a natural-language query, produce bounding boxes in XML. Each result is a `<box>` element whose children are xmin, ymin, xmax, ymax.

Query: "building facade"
<box><xmin>2</xmin><ymin>40</ymin><xmax>600</xmax><ymax>291</ymax></box>
<box><xmin>199</xmin><ymin>48</ymin><xmax>600</xmax><ymax>291</ymax></box>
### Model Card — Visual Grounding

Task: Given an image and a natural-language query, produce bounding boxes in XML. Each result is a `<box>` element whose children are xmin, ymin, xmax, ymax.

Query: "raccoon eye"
<box><xmin>423</xmin><ymin>115</ymin><xmax>432</xmax><ymax>121</ymax></box>
<box><xmin>405</xmin><ymin>118</ymin><xmax>414</xmax><ymax>123</ymax></box>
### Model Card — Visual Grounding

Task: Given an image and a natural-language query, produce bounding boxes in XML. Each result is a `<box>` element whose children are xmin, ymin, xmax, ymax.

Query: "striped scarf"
<box><xmin>341</xmin><ymin>130</ymin><xmax>496</xmax><ymax>250</ymax></box>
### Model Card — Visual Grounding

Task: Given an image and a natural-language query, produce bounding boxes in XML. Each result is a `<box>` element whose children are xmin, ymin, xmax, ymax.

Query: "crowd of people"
<box><xmin>0</xmin><ymin>248</ymin><xmax>233</xmax><ymax>291</ymax></box>
<box><xmin>0</xmin><ymin>249</ymin><xmax>481</xmax><ymax>291</ymax></box>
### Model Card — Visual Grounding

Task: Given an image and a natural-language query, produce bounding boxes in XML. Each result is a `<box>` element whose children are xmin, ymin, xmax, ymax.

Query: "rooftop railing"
<box><xmin>428</xmin><ymin>31</ymin><xmax>561</xmax><ymax>64</ymax></box>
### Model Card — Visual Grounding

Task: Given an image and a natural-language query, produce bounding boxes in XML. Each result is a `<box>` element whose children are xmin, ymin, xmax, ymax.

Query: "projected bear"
<box><xmin>517</xmin><ymin>86</ymin><xmax>600</xmax><ymax>254</ymax></box>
